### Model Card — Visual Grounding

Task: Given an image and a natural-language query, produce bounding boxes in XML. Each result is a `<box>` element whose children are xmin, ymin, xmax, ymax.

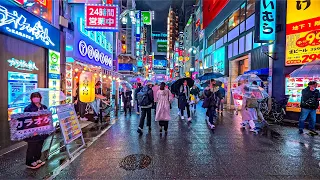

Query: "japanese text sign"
<box><xmin>254</xmin><ymin>0</ymin><xmax>276</xmax><ymax>42</ymax></box>
<box><xmin>141</xmin><ymin>11</ymin><xmax>151</xmax><ymax>25</ymax></box>
<box><xmin>85</xmin><ymin>4</ymin><xmax>119</xmax><ymax>31</ymax></box>
<box><xmin>10</xmin><ymin>110</ymin><xmax>54</xmax><ymax>141</ymax></box>
<box><xmin>285</xmin><ymin>0</ymin><xmax>320</xmax><ymax>66</ymax></box>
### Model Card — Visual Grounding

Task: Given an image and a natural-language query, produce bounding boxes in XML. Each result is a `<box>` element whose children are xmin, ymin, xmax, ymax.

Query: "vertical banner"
<box><xmin>285</xmin><ymin>0</ymin><xmax>320</xmax><ymax>66</ymax></box>
<box><xmin>79</xmin><ymin>72</ymin><xmax>95</xmax><ymax>103</ymax></box>
<box><xmin>48</xmin><ymin>50</ymin><xmax>61</xmax><ymax>107</ymax></box>
<box><xmin>254</xmin><ymin>0</ymin><xmax>276</xmax><ymax>42</ymax></box>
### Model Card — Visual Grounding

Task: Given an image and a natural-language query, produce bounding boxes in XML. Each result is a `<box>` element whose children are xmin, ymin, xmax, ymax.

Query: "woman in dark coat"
<box><xmin>178</xmin><ymin>80</ymin><xmax>191</xmax><ymax>122</ymax></box>
<box><xmin>203</xmin><ymin>79</ymin><xmax>221</xmax><ymax>129</ymax></box>
<box><xmin>121</xmin><ymin>84</ymin><xmax>133</xmax><ymax>116</ymax></box>
<box><xmin>24</xmin><ymin>92</ymin><xmax>48</xmax><ymax>169</ymax></box>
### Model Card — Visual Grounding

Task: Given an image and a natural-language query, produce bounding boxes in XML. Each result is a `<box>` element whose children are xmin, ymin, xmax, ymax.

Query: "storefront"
<box><xmin>0</xmin><ymin>1</ymin><xmax>60</xmax><ymax>149</ymax></box>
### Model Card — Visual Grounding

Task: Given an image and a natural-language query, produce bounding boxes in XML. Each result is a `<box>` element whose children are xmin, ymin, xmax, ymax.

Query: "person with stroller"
<box><xmin>202</xmin><ymin>79</ymin><xmax>220</xmax><ymax>129</ymax></box>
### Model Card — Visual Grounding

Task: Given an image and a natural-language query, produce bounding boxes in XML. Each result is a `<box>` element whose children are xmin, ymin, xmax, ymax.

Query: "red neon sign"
<box><xmin>85</xmin><ymin>4</ymin><xmax>119</xmax><ymax>31</ymax></box>
<box><xmin>12</xmin><ymin>0</ymin><xmax>24</xmax><ymax>5</ymax></box>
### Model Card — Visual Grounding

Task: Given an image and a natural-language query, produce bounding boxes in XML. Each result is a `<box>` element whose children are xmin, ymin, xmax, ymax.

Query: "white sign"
<box><xmin>78</xmin><ymin>40</ymin><xmax>113</xmax><ymax>67</ymax></box>
<box><xmin>7</xmin><ymin>58</ymin><xmax>39</xmax><ymax>71</ymax></box>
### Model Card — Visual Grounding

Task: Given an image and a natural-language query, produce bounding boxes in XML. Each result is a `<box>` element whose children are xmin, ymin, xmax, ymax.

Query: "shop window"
<box><xmin>240</xmin><ymin>3</ymin><xmax>246</xmax><ymax>23</ymax></box>
<box><xmin>240</xmin><ymin>22</ymin><xmax>245</xmax><ymax>33</ymax></box>
<box><xmin>246</xmin><ymin>0</ymin><xmax>255</xmax><ymax>18</ymax></box>
<box><xmin>228</xmin><ymin>44</ymin><xmax>233</xmax><ymax>58</ymax></box>
<box><xmin>233</xmin><ymin>40</ymin><xmax>239</xmax><ymax>57</ymax></box>
<box><xmin>216</xmin><ymin>37</ymin><xmax>224</xmax><ymax>49</ymax></box>
<box><xmin>228</xmin><ymin>9</ymin><xmax>240</xmax><ymax>30</ymax></box>
<box><xmin>239</xmin><ymin>36</ymin><xmax>245</xmax><ymax>54</ymax></box>
<box><xmin>224</xmin><ymin>34</ymin><xmax>228</xmax><ymax>43</ymax></box>
<box><xmin>207</xmin><ymin>33</ymin><xmax>214</xmax><ymax>47</ymax></box>
<box><xmin>245</xmin><ymin>32</ymin><xmax>253</xmax><ymax>51</ymax></box>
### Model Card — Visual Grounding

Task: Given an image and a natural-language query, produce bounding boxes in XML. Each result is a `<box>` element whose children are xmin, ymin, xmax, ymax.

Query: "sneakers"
<box><xmin>309</xmin><ymin>130</ymin><xmax>319</xmax><ymax>135</ymax></box>
<box><xmin>137</xmin><ymin>127</ymin><xmax>143</xmax><ymax>135</ymax></box>
<box><xmin>210</xmin><ymin>124</ymin><xmax>215</xmax><ymax>129</ymax></box>
<box><xmin>80</xmin><ymin>117</ymin><xmax>88</xmax><ymax>121</ymax></box>
<box><xmin>26</xmin><ymin>162</ymin><xmax>41</xmax><ymax>169</ymax></box>
<box><xmin>181</xmin><ymin>116</ymin><xmax>185</xmax><ymax>120</ymax></box>
<box><xmin>250</xmin><ymin>128</ymin><xmax>259</xmax><ymax>134</ymax></box>
<box><xmin>36</xmin><ymin>160</ymin><xmax>45</xmax><ymax>166</ymax></box>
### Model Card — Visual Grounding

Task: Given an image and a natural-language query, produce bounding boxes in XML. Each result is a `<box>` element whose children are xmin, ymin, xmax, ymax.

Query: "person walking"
<box><xmin>240</xmin><ymin>86</ymin><xmax>259</xmax><ymax>134</ymax></box>
<box><xmin>152</xmin><ymin>83</ymin><xmax>160</xmax><ymax>114</ymax></box>
<box><xmin>137</xmin><ymin>81</ymin><xmax>154</xmax><ymax>134</ymax></box>
<box><xmin>121</xmin><ymin>84</ymin><xmax>133</xmax><ymax>116</ymax></box>
<box><xmin>155</xmin><ymin>82</ymin><xmax>173</xmax><ymax>134</ymax></box>
<box><xmin>299</xmin><ymin>81</ymin><xmax>320</xmax><ymax>135</ymax></box>
<box><xmin>190</xmin><ymin>85</ymin><xmax>200</xmax><ymax>112</ymax></box>
<box><xmin>217</xmin><ymin>84</ymin><xmax>226</xmax><ymax>115</ymax></box>
<box><xmin>178</xmin><ymin>80</ymin><xmax>191</xmax><ymax>122</ymax></box>
<box><xmin>24</xmin><ymin>92</ymin><xmax>48</xmax><ymax>169</ymax></box>
<box><xmin>203</xmin><ymin>79</ymin><xmax>220</xmax><ymax>129</ymax></box>
<box><xmin>134</xmin><ymin>82</ymin><xmax>143</xmax><ymax>114</ymax></box>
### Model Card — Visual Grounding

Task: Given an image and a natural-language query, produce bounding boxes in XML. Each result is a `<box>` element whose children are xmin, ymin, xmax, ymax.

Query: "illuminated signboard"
<box><xmin>84</xmin><ymin>4</ymin><xmax>119</xmax><ymax>31</ymax></box>
<box><xmin>136</xmin><ymin>11</ymin><xmax>141</xmax><ymax>41</ymax></box>
<box><xmin>12</xmin><ymin>0</ymin><xmax>24</xmax><ymax>5</ymax></box>
<box><xmin>285</xmin><ymin>0</ymin><xmax>320</xmax><ymax>66</ymax></box>
<box><xmin>77</xmin><ymin>40</ymin><xmax>113</xmax><ymax>69</ymax></box>
<box><xmin>141</xmin><ymin>11</ymin><xmax>151</xmax><ymax>25</ymax></box>
<box><xmin>0</xmin><ymin>2</ymin><xmax>60</xmax><ymax>52</ymax></box>
<box><xmin>157</xmin><ymin>41</ymin><xmax>167</xmax><ymax>52</ymax></box>
<box><xmin>255</xmin><ymin>0</ymin><xmax>276</xmax><ymax>42</ymax></box>
<box><xmin>7</xmin><ymin>58</ymin><xmax>39</xmax><ymax>71</ymax></box>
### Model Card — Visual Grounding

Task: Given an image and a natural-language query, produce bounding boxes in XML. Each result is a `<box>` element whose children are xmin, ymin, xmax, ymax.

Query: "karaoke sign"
<box><xmin>85</xmin><ymin>4</ymin><xmax>119</xmax><ymax>31</ymax></box>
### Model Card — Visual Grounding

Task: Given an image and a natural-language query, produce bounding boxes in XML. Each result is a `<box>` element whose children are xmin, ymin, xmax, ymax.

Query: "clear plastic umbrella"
<box><xmin>235</xmin><ymin>74</ymin><xmax>262</xmax><ymax>83</ymax></box>
<box><xmin>120</xmin><ymin>81</ymin><xmax>132</xmax><ymax>90</ymax></box>
<box><xmin>11</xmin><ymin>88</ymin><xmax>67</xmax><ymax>108</ymax></box>
<box><xmin>243</xmin><ymin>85</ymin><xmax>269</xmax><ymax>100</ymax></box>
<box><xmin>289</xmin><ymin>60</ymin><xmax>320</xmax><ymax>77</ymax></box>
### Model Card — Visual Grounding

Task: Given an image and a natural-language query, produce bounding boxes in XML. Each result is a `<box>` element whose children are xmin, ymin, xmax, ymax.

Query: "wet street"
<box><xmin>51</xmin><ymin>102</ymin><xmax>320</xmax><ymax>180</ymax></box>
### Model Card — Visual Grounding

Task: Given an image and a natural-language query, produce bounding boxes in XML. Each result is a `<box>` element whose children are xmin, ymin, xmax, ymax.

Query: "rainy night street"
<box><xmin>49</xmin><ymin>104</ymin><xmax>320</xmax><ymax>179</ymax></box>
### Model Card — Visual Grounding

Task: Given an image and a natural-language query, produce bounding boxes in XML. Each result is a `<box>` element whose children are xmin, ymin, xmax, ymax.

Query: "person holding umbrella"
<box><xmin>203</xmin><ymin>79</ymin><xmax>220</xmax><ymax>129</ymax></box>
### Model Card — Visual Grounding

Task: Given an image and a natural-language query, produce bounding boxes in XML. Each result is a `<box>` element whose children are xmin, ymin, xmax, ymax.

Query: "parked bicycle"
<box><xmin>265</xmin><ymin>96</ymin><xmax>290</xmax><ymax>123</ymax></box>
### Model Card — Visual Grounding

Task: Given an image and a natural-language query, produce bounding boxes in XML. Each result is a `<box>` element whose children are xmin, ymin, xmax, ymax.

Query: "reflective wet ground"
<box><xmin>1</xmin><ymin>102</ymin><xmax>320</xmax><ymax>179</ymax></box>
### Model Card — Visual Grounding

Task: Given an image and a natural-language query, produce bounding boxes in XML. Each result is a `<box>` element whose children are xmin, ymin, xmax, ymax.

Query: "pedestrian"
<box><xmin>252</xmin><ymin>81</ymin><xmax>268</xmax><ymax>124</ymax></box>
<box><xmin>240</xmin><ymin>86</ymin><xmax>259</xmax><ymax>133</ymax></box>
<box><xmin>178</xmin><ymin>80</ymin><xmax>191</xmax><ymax>122</ymax></box>
<box><xmin>24</xmin><ymin>92</ymin><xmax>48</xmax><ymax>169</ymax></box>
<box><xmin>152</xmin><ymin>83</ymin><xmax>160</xmax><ymax>114</ymax></box>
<box><xmin>155</xmin><ymin>82</ymin><xmax>173</xmax><ymax>134</ymax></box>
<box><xmin>121</xmin><ymin>83</ymin><xmax>132</xmax><ymax>116</ymax></box>
<box><xmin>203</xmin><ymin>79</ymin><xmax>220</xmax><ymax>129</ymax></box>
<box><xmin>299</xmin><ymin>81</ymin><xmax>320</xmax><ymax>135</ymax></box>
<box><xmin>190</xmin><ymin>85</ymin><xmax>200</xmax><ymax>112</ymax></box>
<box><xmin>134</xmin><ymin>82</ymin><xmax>143</xmax><ymax>114</ymax></box>
<box><xmin>74</xmin><ymin>82</ymin><xmax>88</xmax><ymax>121</ymax></box>
<box><xmin>137</xmin><ymin>81</ymin><xmax>154</xmax><ymax>134</ymax></box>
<box><xmin>217</xmin><ymin>84</ymin><xmax>226</xmax><ymax>115</ymax></box>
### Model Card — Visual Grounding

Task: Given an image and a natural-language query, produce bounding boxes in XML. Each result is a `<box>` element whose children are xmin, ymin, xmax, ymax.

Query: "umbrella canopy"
<box><xmin>289</xmin><ymin>60</ymin><xmax>320</xmax><ymax>77</ymax></box>
<box><xmin>198</xmin><ymin>72</ymin><xmax>224</xmax><ymax>81</ymax></box>
<box><xmin>243</xmin><ymin>85</ymin><xmax>269</xmax><ymax>100</ymax></box>
<box><xmin>128</xmin><ymin>76</ymin><xmax>145</xmax><ymax>83</ymax></box>
<box><xmin>170</xmin><ymin>78</ymin><xmax>194</xmax><ymax>95</ymax></box>
<box><xmin>12</xmin><ymin>88</ymin><xmax>66</xmax><ymax>107</ymax></box>
<box><xmin>120</xmin><ymin>81</ymin><xmax>132</xmax><ymax>90</ymax></box>
<box><xmin>234</xmin><ymin>74</ymin><xmax>262</xmax><ymax>83</ymax></box>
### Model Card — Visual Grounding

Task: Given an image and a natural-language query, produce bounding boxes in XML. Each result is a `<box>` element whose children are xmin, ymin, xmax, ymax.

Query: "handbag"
<box><xmin>246</xmin><ymin>98</ymin><xmax>258</xmax><ymax>108</ymax></box>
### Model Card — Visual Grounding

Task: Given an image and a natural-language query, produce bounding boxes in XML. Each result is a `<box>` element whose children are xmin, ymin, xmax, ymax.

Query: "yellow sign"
<box><xmin>178</xmin><ymin>56</ymin><xmax>183</xmax><ymax>61</ymax></box>
<box><xmin>185</xmin><ymin>71</ymin><xmax>190</xmax><ymax>77</ymax></box>
<box><xmin>285</xmin><ymin>0</ymin><xmax>320</xmax><ymax>66</ymax></box>
<box><xmin>79</xmin><ymin>72</ymin><xmax>95</xmax><ymax>103</ymax></box>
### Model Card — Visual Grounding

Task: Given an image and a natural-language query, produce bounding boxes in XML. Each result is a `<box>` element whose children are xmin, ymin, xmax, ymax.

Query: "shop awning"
<box><xmin>244</xmin><ymin>68</ymin><xmax>269</xmax><ymax>76</ymax></box>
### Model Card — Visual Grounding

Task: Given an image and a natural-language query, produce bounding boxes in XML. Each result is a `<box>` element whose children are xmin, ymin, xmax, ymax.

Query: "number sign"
<box><xmin>85</xmin><ymin>4</ymin><xmax>119</xmax><ymax>31</ymax></box>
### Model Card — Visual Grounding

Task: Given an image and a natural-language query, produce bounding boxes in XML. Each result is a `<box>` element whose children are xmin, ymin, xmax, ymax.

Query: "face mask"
<box><xmin>32</xmin><ymin>98</ymin><xmax>41</xmax><ymax>103</ymax></box>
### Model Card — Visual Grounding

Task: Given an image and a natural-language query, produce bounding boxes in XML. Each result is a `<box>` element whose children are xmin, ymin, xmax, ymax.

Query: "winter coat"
<box><xmin>121</xmin><ymin>89</ymin><xmax>132</xmax><ymax>102</ymax></box>
<box><xmin>152</xmin><ymin>85</ymin><xmax>160</xmax><ymax>102</ymax></box>
<box><xmin>178</xmin><ymin>85</ymin><xmax>190</xmax><ymax>110</ymax></box>
<box><xmin>203</xmin><ymin>86</ymin><xmax>221</xmax><ymax>108</ymax></box>
<box><xmin>301</xmin><ymin>86</ymin><xmax>320</xmax><ymax>110</ymax></box>
<box><xmin>134</xmin><ymin>86</ymin><xmax>143</xmax><ymax>100</ymax></box>
<box><xmin>155</xmin><ymin>89</ymin><xmax>172</xmax><ymax>121</ymax></box>
<box><xmin>140</xmin><ymin>87</ymin><xmax>154</xmax><ymax>109</ymax></box>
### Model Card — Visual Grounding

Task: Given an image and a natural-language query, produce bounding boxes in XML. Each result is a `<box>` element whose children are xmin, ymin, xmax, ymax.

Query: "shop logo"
<box><xmin>78</xmin><ymin>40</ymin><xmax>113</xmax><ymax>68</ymax></box>
<box><xmin>7</xmin><ymin>58</ymin><xmax>39</xmax><ymax>71</ymax></box>
<box><xmin>0</xmin><ymin>5</ymin><xmax>55</xmax><ymax>47</ymax></box>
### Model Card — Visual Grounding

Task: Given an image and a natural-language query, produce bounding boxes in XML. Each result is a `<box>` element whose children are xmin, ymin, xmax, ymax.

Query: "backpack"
<box><xmin>137</xmin><ymin>86</ymin><xmax>151</xmax><ymax>106</ymax></box>
<box><xmin>246</xmin><ymin>98</ymin><xmax>259</xmax><ymax>108</ymax></box>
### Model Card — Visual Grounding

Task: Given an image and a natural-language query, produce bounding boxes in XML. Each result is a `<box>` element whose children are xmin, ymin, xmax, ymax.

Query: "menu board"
<box><xmin>57</xmin><ymin>104</ymin><xmax>82</xmax><ymax>144</ymax></box>
<box><xmin>8</xmin><ymin>72</ymin><xmax>38</xmax><ymax>119</ymax></box>
<box><xmin>65</xmin><ymin>64</ymin><xmax>73</xmax><ymax>104</ymax></box>
<box><xmin>285</xmin><ymin>77</ymin><xmax>320</xmax><ymax>114</ymax></box>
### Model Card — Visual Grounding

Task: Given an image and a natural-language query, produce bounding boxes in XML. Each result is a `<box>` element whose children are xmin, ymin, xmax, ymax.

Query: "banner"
<box><xmin>85</xmin><ymin>4</ymin><xmax>119</xmax><ymax>31</ymax></box>
<box><xmin>157</xmin><ymin>41</ymin><xmax>167</xmax><ymax>52</ymax></box>
<box><xmin>285</xmin><ymin>0</ymin><xmax>320</xmax><ymax>66</ymax></box>
<box><xmin>141</xmin><ymin>11</ymin><xmax>151</xmax><ymax>25</ymax></box>
<box><xmin>10</xmin><ymin>110</ymin><xmax>54</xmax><ymax>141</ymax></box>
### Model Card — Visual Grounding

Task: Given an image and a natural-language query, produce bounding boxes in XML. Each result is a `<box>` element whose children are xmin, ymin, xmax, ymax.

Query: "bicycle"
<box><xmin>265</xmin><ymin>96</ymin><xmax>290</xmax><ymax>124</ymax></box>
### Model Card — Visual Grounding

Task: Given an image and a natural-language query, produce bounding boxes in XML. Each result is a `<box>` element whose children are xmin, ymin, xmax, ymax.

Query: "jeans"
<box><xmin>139</xmin><ymin>108</ymin><xmax>152</xmax><ymax>129</ymax></box>
<box><xmin>136</xmin><ymin>100</ymin><xmax>140</xmax><ymax>113</ymax></box>
<box><xmin>26</xmin><ymin>140</ymin><xmax>44</xmax><ymax>165</ymax></box>
<box><xmin>181</xmin><ymin>104</ymin><xmax>190</xmax><ymax>118</ymax></box>
<box><xmin>208</xmin><ymin>107</ymin><xmax>217</xmax><ymax>124</ymax></box>
<box><xmin>159</xmin><ymin>121</ymin><xmax>169</xmax><ymax>131</ymax></box>
<box><xmin>78</xmin><ymin>101</ymin><xmax>86</xmax><ymax>118</ymax></box>
<box><xmin>299</xmin><ymin>108</ymin><xmax>317</xmax><ymax>130</ymax></box>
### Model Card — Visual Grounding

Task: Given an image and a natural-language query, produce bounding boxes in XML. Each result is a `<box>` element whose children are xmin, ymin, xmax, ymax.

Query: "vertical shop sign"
<box><xmin>79</xmin><ymin>72</ymin><xmax>95</xmax><ymax>103</ymax></box>
<box><xmin>285</xmin><ymin>0</ymin><xmax>320</xmax><ymax>66</ymax></box>
<box><xmin>141</xmin><ymin>11</ymin><xmax>151</xmax><ymax>25</ymax></box>
<box><xmin>85</xmin><ymin>4</ymin><xmax>119</xmax><ymax>31</ymax></box>
<box><xmin>255</xmin><ymin>0</ymin><xmax>276</xmax><ymax>42</ymax></box>
<box><xmin>48</xmin><ymin>50</ymin><xmax>61</xmax><ymax>108</ymax></box>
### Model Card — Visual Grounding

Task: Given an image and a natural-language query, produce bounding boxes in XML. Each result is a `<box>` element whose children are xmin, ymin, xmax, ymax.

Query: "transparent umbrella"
<box><xmin>11</xmin><ymin>88</ymin><xmax>67</xmax><ymax>108</ymax></box>
<box><xmin>235</xmin><ymin>74</ymin><xmax>262</xmax><ymax>83</ymax></box>
<box><xmin>243</xmin><ymin>85</ymin><xmax>269</xmax><ymax>100</ymax></box>
<box><xmin>289</xmin><ymin>60</ymin><xmax>320</xmax><ymax>77</ymax></box>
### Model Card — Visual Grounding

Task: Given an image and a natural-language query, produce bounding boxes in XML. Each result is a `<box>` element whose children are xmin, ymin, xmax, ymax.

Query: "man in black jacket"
<box><xmin>137</xmin><ymin>82</ymin><xmax>154</xmax><ymax>134</ymax></box>
<box><xmin>299</xmin><ymin>81</ymin><xmax>320</xmax><ymax>135</ymax></box>
<box><xmin>134</xmin><ymin>83</ymin><xmax>143</xmax><ymax>114</ymax></box>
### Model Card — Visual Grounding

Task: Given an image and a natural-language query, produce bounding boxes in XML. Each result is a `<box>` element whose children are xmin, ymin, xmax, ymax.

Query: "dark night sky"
<box><xmin>136</xmin><ymin>0</ymin><xmax>195</xmax><ymax>32</ymax></box>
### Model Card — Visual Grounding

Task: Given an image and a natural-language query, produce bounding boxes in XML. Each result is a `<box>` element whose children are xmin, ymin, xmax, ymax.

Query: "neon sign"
<box><xmin>0</xmin><ymin>2</ymin><xmax>60</xmax><ymax>51</ymax></box>
<box><xmin>78</xmin><ymin>40</ymin><xmax>113</xmax><ymax>68</ymax></box>
<box><xmin>7</xmin><ymin>58</ymin><xmax>39</xmax><ymax>71</ymax></box>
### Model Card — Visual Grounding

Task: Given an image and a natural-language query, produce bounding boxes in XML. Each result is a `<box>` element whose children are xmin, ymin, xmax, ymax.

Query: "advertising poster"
<box><xmin>285</xmin><ymin>0</ymin><xmax>320</xmax><ymax>66</ymax></box>
<box><xmin>157</xmin><ymin>41</ymin><xmax>167</xmax><ymax>52</ymax></box>
<box><xmin>8</xmin><ymin>72</ymin><xmax>38</xmax><ymax>118</ymax></box>
<box><xmin>48</xmin><ymin>50</ymin><xmax>61</xmax><ymax>107</ymax></box>
<box><xmin>65</xmin><ymin>64</ymin><xmax>73</xmax><ymax>104</ymax></box>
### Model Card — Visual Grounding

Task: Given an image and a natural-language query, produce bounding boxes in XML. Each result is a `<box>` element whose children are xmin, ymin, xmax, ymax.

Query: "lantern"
<box><xmin>79</xmin><ymin>72</ymin><xmax>95</xmax><ymax>103</ymax></box>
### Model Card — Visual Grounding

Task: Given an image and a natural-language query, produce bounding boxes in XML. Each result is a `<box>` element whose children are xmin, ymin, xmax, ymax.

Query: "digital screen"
<box><xmin>118</xmin><ymin>63</ymin><xmax>133</xmax><ymax>71</ymax></box>
<box><xmin>153</xmin><ymin>60</ymin><xmax>167</xmax><ymax>69</ymax></box>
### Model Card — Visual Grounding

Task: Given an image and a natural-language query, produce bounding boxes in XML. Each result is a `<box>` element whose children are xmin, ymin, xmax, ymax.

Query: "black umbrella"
<box><xmin>171</xmin><ymin>78</ymin><xmax>194</xmax><ymax>95</ymax></box>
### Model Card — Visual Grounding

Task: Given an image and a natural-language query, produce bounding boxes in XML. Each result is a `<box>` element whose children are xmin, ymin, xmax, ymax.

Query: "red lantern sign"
<box><xmin>85</xmin><ymin>4</ymin><xmax>119</xmax><ymax>31</ymax></box>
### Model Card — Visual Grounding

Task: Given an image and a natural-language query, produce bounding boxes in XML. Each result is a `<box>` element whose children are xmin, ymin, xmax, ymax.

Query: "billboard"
<box><xmin>85</xmin><ymin>4</ymin><xmax>119</xmax><ymax>31</ymax></box>
<box><xmin>157</xmin><ymin>41</ymin><xmax>167</xmax><ymax>52</ymax></box>
<box><xmin>203</xmin><ymin>0</ymin><xmax>229</xmax><ymax>29</ymax></box>
<box><xmin>285</xmin><ymin>0</ymin><xmax>320</xmax><ymax>66</ymax></box>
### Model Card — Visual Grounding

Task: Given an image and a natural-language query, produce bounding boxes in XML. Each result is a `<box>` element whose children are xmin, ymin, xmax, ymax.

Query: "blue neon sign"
<box><xmin>255</xmin><ymin>0</ymin><xmax>276</xmax><ymax>42</ymax></box>
<box><xmin>0</xmin><ymin>1</ymin><xmax>60</xmax><ymax>51</ymax></box>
